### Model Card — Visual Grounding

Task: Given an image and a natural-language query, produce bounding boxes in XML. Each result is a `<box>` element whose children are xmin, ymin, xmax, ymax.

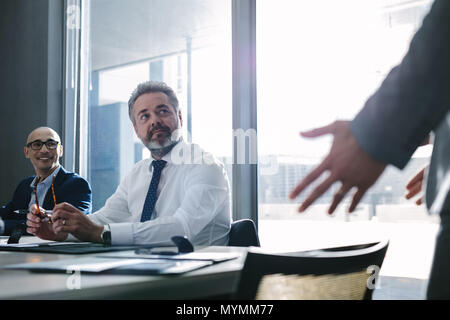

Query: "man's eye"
<box><xmin>32</xmin><ymin>142</ymin><xmax>43</xmax><ymax>148</ymax></box>
<box><xmin>140</xmin><ymin>114</ymin><xmax>149</xmax><ymax>120</ymax></box>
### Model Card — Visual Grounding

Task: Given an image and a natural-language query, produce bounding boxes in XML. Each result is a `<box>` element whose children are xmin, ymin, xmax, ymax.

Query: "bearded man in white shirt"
<box><xmin>26</xmin><ymin>81</ymin><xmax>231</xmax><ymax>246</ymax></box>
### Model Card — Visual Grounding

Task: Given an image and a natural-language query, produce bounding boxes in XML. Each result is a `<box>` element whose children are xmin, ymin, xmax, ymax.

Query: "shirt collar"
<box><xmin>148</xmin><ymin>138</ymin><xmax>186</xmax><ymax>172</ymax></box>
<box><xmin>30</xmin><ymin>165</ymin><xmax>61</xmax><ymax>188</ymax></box>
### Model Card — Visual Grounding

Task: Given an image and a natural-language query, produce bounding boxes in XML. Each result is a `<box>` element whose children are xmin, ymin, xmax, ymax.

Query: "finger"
<box><xmin>405</xmin><ymin>183</ymin><xmax>422</xmax><ymax>199</ymax></box>
<box><xmin>300</xmin><ymin>122</ymin><xmax>336</xmax><ymax>138</ymax></box>
<box><xmin>26</xmin><ymin>219</ymin><xmax>42</xmax><ymax>228</ymax></box>
<box><xmin>26</xmin><ymin>227</ymin><xmax>37</xmax><ymax>235</ymax></box>
<box><xmin>348</xmin><ymin>187</ymin><xmax>368</xmax><ymax>213</ymax></box>
<box><xmin>27</xmin><ymin>213</ymin><xmax>42</xmax><ymax>224</ymax></box>
<box><xmin>289</xmin><ymin>160</ymin><xmax>328</xmax><ymax>199</ymax></box>
<box><xmin>53</xmin><ymin>225</ymin><xmax>74</xmax><ymax>234</ymax></box>
<box><xmin>51</xmin><ymin>209</ymin><xmax>72</xmax><ymax>223</ymax></box>
<box><xmin>30</xmin><ymin>204</ymin><xmax>37</xmax><ymax>214</ymax></box>
<box><xmin>299</xmin><ymin>174</ymin><xmax>336</xmax><ymax>212</ymax></box>
<box><xmin>52</xmin><ymin>202</ymin><xmax>80</xmax><ymax>223</ymax></box>
<box><xmin>52</xmin><ymin>218</ymin><xmax>68</xmax><ymax>229</ymax></box>
<box><xmin>328</xmin><ymin>185</ymin><xmax>352</xmax><ymax>214</ymax></box>
<box><xmin>416</xmin><ymin>197</ymin><xmax>423</xmax><ymax>205</ymax></box>
<box><xmin>30</xmin><ymin>205</ymin><xmax>46</xmax><ymax>217</ymax></box>
<box><xmin>27</xmin><ymin>213</ymin><xmax>38</xmax><ymax>222</ymax></box>
<box><xmin>406</xmin><ymin>168</ymin><xmax>425</xmax><ymax>189</ymax></box>
<box><xmin>54</xmin><ymin>202</ymin><xmax>78</xmax><ymax>211</ymax></box>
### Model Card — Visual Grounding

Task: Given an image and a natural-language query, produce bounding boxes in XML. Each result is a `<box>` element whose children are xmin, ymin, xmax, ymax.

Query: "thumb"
<box><xmin>30</xmin><ymin>204</ymin><xmax>45</xmax><ymax>215</ymax></box>
<box><xmin>30</xmin><ymin>204</ymin><xmax>38</xmax><ymax>214</ymax></box>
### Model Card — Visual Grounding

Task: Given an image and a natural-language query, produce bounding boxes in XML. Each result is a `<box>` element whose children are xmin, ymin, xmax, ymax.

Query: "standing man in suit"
<box><xmin>0</xmin><ymin>127</ymin><xmax>92</xmax><ymax>235</ymax></box>
<box><xmin>289</xmin><ymin>0</ymin><xmax>450</xmax><ymax>299</ymax></box>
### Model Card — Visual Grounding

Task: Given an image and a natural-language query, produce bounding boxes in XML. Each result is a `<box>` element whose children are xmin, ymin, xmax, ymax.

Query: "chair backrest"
<box><xmin>228</xmin><ymin>219</ymin><xmax>260</xmax><ymax>247</ymax></box>
<box><xmin>234</xmin><ymin>240</ymin><xmax>389</xmax><ymax>300</ymax></box>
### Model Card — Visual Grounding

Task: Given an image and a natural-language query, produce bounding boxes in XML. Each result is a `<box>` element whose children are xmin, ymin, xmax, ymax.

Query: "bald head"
<box><xmin>24</xmin><ymin>127</ymin><xmax>63</xmax><ymax>179</ymax></box>
<box><xmin>26</xmin><ymin>127</ymin><xmax>61</xmax><ymax>145</ymax></box>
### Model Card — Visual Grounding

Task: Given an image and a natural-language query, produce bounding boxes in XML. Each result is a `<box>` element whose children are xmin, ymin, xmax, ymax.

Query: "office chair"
<box><xmin>228</xmin><ymin>219</ymin><xmax>260</xmax><ymax>247</ymax></box>
<box><xmin>234</xmin><ymin>240</ymin><xmax>389</xmax><ymax>300</ymax></box>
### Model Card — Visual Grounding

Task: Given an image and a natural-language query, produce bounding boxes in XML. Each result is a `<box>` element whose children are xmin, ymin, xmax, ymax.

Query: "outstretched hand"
<box><xmin>289</xmin><ymin>121</ymin><xmax>387</xmax><ymax>214</ymax></box>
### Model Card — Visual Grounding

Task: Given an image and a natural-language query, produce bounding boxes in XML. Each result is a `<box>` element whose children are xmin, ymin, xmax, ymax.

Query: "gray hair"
<box><xmin>128</xmin><ymin>81</ymin><xmax>179</xmax><ymax>124</ymax></box>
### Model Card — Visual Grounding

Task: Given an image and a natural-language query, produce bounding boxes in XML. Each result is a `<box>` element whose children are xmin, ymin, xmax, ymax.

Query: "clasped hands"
<box><xmin>26</xmin><ymin>202</ymin><xmax>103</xmax><ymax>242</ymax></box>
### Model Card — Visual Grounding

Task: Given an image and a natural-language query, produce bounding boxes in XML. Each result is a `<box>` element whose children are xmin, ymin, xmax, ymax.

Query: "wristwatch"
<box><xmin>101</xmin><ymin>224</ymin><xmax>111</xmax><ymax>245</ymax></box>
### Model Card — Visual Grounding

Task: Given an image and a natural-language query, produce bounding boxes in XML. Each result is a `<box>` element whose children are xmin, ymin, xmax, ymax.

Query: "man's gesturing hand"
<box><xmin>52</xmin><ymin>202</ymin><xmax>104</xmax><ymax>243</ymax></box>
<box><xmin>289</xmin><ymin>121</ymin><xmax>387</xmax><ymax>214</ymax></box>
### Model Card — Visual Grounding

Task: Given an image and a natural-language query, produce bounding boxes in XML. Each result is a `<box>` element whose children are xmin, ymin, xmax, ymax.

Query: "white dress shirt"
<box><xmin>84</xmin><ymin>140</ymin><xmax>231</xmax><ymax>246</ymax></box>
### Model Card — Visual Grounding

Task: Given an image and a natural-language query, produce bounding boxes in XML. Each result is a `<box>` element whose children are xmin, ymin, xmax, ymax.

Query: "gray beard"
<box><xmin>148</xmin><ymin>140</ymin><xmax>180</xmax><ymax>159</ymax></box>
<box><xmin>145</xmin><ymin>123</ymin><xmax>183</xmax><ymax>159</ymax></box>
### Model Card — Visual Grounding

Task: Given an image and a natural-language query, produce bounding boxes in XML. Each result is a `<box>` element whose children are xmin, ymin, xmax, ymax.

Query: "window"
<box><xmin>77</xmin><ymin>0</ymin><xmax>232</xmax><ymax>211</ymax></box>
<box><xmin>66</xmin><ymin>0</ymin><xmax>439</xmax><ymax>289</ymax></box>
<box><xmin>257</xmin><ymin>0</ymin><xmax>437</xmax><ymax>283</ymax></box>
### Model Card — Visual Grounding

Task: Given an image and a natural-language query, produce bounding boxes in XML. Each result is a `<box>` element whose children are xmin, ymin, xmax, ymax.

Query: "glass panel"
<box><xmin>80</xmin><ymin>0</ymin><xmax>232</xmax><ymax>211</ymax></box>
<box><xmin>257</xmin><ymin>0</ymin><xmax>437</xmax><ymax>281</ymax></box>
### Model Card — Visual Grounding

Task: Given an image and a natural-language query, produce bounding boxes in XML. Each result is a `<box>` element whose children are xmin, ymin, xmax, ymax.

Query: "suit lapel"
<box><xmin>24</xmin><ymin>177</ymin><xmax>34</xmax><ymax>207</ymax></box>
<box><xmin>42</xmin><ymin>166</ymin><xmax>66</xmax><ymax>209</ymax></box>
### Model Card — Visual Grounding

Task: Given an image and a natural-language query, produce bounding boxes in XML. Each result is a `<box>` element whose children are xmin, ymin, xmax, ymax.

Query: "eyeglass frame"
<box><xmin>26</xmin><ymin>139</ymin><xmax>61</xmax><ymax>150</ymax></box>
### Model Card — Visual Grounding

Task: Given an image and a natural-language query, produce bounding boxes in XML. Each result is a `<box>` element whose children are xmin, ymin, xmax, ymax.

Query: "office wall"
<box><xmin>0</xmin><ymin>0</ymin><xmax>63</xmax><ymax>203</ymax></box>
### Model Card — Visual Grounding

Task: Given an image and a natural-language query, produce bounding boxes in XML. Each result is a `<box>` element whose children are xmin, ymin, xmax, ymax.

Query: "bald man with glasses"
<box><xmin>0</xmin><ymin>127</ymin><xmax>92</xmax><ymax>236</ymax></box>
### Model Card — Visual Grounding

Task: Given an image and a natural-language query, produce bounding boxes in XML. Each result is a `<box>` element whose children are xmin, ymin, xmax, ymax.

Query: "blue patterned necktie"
<box><xmin>140</xmin><ymin>160</ymin><xmax>167</xmax><ymax>222</ymax></box>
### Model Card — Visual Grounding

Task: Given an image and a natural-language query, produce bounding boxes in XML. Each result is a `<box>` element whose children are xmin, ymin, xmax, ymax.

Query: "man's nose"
<box><xmin>150</xmin><ymin>114</ymin><xmax>162</xmax><ymax>127</ymax></box>
<box><xmin>39</xmin><ymin>144</ymin><xmax>53</xmax><ymax>153</ymax></box>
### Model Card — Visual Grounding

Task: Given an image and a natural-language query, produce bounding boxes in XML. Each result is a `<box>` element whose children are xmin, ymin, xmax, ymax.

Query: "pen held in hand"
<box><xmin>14</xmin><ymin>209</ymin><xmax>53</xmax><ymax>215</ymax></box>
<box><xmin>14</xmin><ymin>209</ymin><xmax>53</xmax><ymax>222</ymax></box>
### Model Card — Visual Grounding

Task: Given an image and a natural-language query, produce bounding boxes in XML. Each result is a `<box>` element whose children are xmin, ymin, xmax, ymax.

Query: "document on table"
<box><xmin>97</xmin><ymin>249</ymin><xmax>241</xmax><ymax>263</ymax></box>
<box><xmin>0</xmin><ymin>239</ymin><xmax>91</xmax><ymax>247</ymax></box>
<box><xmin>3</xmin><ymin>257</ymin><xmax>213</xmax><ymax>275</ymax></box>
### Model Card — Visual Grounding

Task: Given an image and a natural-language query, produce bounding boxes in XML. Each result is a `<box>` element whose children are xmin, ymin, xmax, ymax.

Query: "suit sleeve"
<box><xmin>62</xmin><ymin>177</ymin><xmax>92</xmax><ymax>214</ymax></box>
<box><xmin>350</xmin><ymin>0</ymin><xmax>450</xmax><ymax>169</ymax></box>
<box><xmin>0</xmin><ymin>179</ymin><xmax>31</xmax><ymax>219</ymax></box>
<box><xmin>0</xmin><ymin>180</ymin><xmax>31</xmax><ymax>235</ymax></box>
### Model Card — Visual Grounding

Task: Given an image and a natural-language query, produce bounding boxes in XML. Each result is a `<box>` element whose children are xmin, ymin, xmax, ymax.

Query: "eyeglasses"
<box><xmin>26</xmin><ymin>139</ymin><xmax>60</xmax><ymax>150</ymax></box>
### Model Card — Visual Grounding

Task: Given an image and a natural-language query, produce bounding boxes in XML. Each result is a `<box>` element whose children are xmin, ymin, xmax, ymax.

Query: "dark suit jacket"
<box><xmin>0</xmin><ymin>166</ymin><xmax>92</xmax><ymax>235</ymax></box>
<box><xmin>349</xmin><ymin>0</ymin><xmax>450</xmax><ymax>216</ymax></box>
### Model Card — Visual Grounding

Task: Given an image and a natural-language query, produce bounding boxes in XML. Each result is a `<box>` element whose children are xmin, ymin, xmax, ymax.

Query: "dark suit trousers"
<box><xmin>427</xmin><ymin>215</ymin><xmax>450</xmax><ymax>299</ymax></box>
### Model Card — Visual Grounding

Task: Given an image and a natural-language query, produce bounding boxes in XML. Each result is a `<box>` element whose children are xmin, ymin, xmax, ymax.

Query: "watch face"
<box><xmin>102</xmin><ymin>231</ymin><xmax>111</xmax><ymax>245</ymax></box>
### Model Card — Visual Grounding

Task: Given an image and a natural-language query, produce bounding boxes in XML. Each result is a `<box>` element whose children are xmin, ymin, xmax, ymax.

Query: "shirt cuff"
<box><xmin>109</xmin><ymin>222</ymin><xmax>134</xmax><ymax>245</ymax></box>
<box><xmin>0</xmin><ymin>218</ymin><xmax>4</xmax><ymax>235</ymax></box>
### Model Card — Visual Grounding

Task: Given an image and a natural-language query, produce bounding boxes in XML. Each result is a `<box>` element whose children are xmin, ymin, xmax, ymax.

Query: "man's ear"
<box><xmin>24</xmin><ymin>146</ymin><xmax>30</xmax><ymax>159</ymax></box>
<box><xmin>59</xmin><ymin>144</ymin><xmax>64</xmax><ymax>157</ymax></box>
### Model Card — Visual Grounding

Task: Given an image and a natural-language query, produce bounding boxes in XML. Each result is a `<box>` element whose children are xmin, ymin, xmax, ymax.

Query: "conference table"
<box><xmin>0</xmin><ymin>236</ymin><xmax>424</xmax><ymax>300</ymax></box>
<box><xmin>0</xmin><ymin>237</ymin><xmax>248</xmax><ymax>299</ymax></box>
